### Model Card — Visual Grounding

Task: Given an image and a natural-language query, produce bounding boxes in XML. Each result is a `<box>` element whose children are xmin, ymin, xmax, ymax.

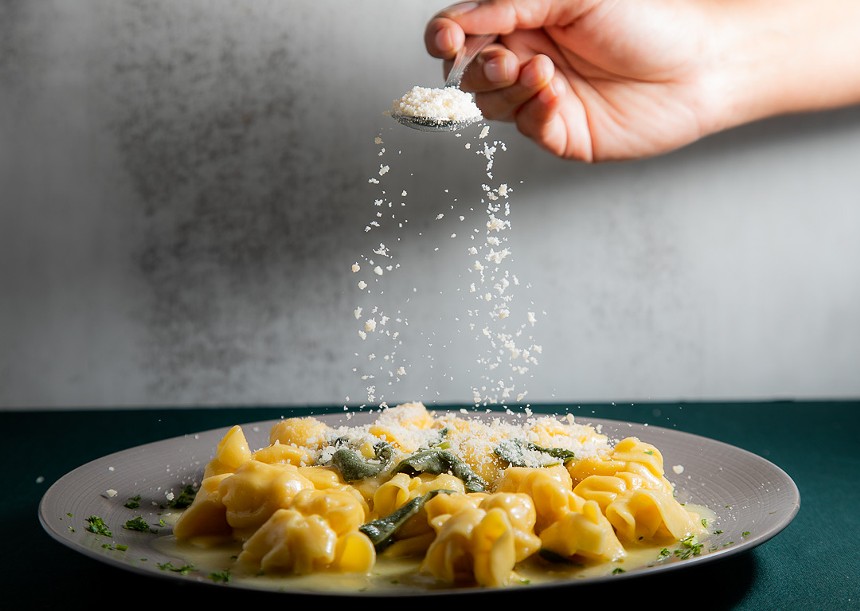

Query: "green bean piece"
<box><xmin>494</xmin><ymin>439</ymin><xmax>576</xmax><ymax>467</ymax></box>
<box><xmin>392</xmin><ymin>449</ymin><xmax>487</xmax><ymax>493</ymax></box>
<box><xmin>331</xmin><ymin>442</ymin><xmax>394</xmax><ymax>481</ymax></box>
<box><xmin>359</xmin><ymin>489</ymin><xmax>455</xmax><ymax>552</ymax></box>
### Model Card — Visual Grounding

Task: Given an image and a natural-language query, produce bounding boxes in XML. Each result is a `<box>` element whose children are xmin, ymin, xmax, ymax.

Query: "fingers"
<box><xmin>424</xmin><ymin>1</ymin><xmax>591</xmax><ymax>161</ymax></box>
<box><xmin>458</xmin><ymin>46</ymin><xmax>519</xmax><ymax>91</ymax></box>
<box><xmin>474</xmin><ymin>53</ymin><xmax>555</xmax><ymax>121</ymax></box>
<box><xmin>424</xmin><ymin>0</ymin><xmax>529</xmax><ymax>59</ymax></box>
<box><xmin>516</xmin><ymin>74</ymin><xmax>595</xmax><ymax>162</ymax></box>
<box><xmin>425</xmin><ymin>1</ymin><xmax>568</xmax><ymax>97</ymax></box>
<box><xmin>475</xmin><ymin>56</ymin><xmax>592</xmax><ymax>162</ymax></box>
<box><xmin>428</xmin><ymin>0</ymin><xmax>559</xmax><ymax>43</ymax></box>
<box><xmin>515</xmin><ymin>76</ymin><xmax>569</xmax><ymax>152</ymax></box>
<box><xmin>425</xmin><ymin>16</ymin><xmax>465</xmax><ymax>60</ymax></box>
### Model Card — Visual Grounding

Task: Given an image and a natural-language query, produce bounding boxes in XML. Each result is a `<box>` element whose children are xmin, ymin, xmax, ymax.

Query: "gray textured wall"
<box><xmin>2</xmin><ymin>0</ymin><xmax>859</xmax><ymax>410</ymax></box>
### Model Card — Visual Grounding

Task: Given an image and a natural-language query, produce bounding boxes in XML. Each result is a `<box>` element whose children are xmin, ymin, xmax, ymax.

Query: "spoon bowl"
<box><xmin>391</xmin><ymin>112</ymin><xmax>483</xmax><ymax>133</ymax></box>
<box><xmin>391</xmin><ymin>34</ymin><xmax>494</xmax><ymax>133</ymax></box>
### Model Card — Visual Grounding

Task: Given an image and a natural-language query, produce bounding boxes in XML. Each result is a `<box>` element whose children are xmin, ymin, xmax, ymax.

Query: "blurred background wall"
<box><xmin>2</xmin><ymin>0</ymin><xmax>859</xmax><ymax>410</ymax></box>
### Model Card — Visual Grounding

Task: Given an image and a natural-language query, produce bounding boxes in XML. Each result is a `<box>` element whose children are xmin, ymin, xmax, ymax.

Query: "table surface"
<box><xmin>5</xmin><ymin>400</ymin><xmax>859</xmax><ymax>609</ymax></box>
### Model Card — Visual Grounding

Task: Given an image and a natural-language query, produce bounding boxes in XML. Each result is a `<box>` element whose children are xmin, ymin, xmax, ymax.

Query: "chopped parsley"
<box><xmin>612</xmin><ymin>567</ymin><xmax>626</xmax><ymax>574</ymax></box>
<box><xmin>210</xmin><ymin>570</ymin><xmax>231</xmax><ymax>583</ymax></box>
<box><xmin>124</xmin><ymin>495</ymin><xmax>141</xmax><ymax>509</ymax></box>
<box><xmin>86</xmin><ymin>515</ymin><xmax>113</xmax><ymax>537</ymax></box>
<box><xmin>168</xmin><ymin>484</ymin><xmax>198</xmax><ymax>509</ymax></box>
<box><xmin>742</xmin><ymin>531</ymin><xmax>751</xmax><ymax>538</ymax></box>
<box><xmin>123</xmin><ymin>516</ymin><xmax>154</xmax><ymax>533</ymax></box>
<box><xmin>674</xmin><ymin>535</ymin><xmax>703</xmax><ymax>560</ymax></box>
<box><xmin>157</xmin><ymin>561</ymin><xmax>195</xmax><ymax>575</ymax></box>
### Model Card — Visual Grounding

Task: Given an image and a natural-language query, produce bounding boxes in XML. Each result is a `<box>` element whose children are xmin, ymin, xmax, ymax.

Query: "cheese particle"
<box><xmin>486</xmin><ymin>216</ymin><xmax>506</xmax><ymax>231</ymax></box>
<box><xmin>486</xmin><ymin>248</ymin><xmax>510</xmax><ymax>264</ymax></box>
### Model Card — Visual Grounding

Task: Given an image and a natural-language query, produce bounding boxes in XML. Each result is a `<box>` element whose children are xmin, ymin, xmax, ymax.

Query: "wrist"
<box><xmin>701</xmin><ymin>0</ymin><xmax>860</xmax><ymax>135</ymax></box>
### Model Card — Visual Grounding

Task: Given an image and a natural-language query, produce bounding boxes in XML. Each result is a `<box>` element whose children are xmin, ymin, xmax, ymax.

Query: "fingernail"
<box><xmin>538</xmin><ymin>78</ymin><xmax>558</xmax><ymax>104</ymax></box>
<box><xmin>445</xmin><ymin>2</ymin><xmax>480</xmax><ymax>16</ymax></box>
<box><xmin>435</xmin><ymin>27</ymin><xmax>455</xmax><ymax>53</ymax></box>
<box><xmin>521</xmin><ymin>65</ymin><xmax>541</xmax><ymax>88</ymax></box>
<box><xmin>484</xmin><ymin>57</ymin><xmax>509</xmax><ymax>83</ymax></box>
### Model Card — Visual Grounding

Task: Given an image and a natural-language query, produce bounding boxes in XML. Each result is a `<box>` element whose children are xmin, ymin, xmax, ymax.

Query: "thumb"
<box><xmin>425</xmin><ymin>0</ymin><xmax>595</xmax><ymax>56</ymax></box>
<box><xmin>439</xmin><ymin>0</ymin><xmax>596</xmax><ymax>34</ymax></box>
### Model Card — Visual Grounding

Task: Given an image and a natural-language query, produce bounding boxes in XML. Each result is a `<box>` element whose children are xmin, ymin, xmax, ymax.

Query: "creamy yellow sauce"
<box><xmin>153</xmin><ymin>503</ymin><xmax>716</xmax><ymax>594</ymax></box>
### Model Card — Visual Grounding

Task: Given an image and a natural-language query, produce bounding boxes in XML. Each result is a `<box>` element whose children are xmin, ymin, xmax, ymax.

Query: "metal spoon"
<box><xmin>392</xmin><ymin>34</ymin><xmax>494</xmax><ymax>132</ymax></box>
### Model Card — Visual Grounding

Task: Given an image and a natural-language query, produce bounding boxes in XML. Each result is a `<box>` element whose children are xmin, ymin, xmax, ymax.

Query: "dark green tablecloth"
<box><xmin>5</xmin><ymin>400</ymin><xmax>859</xmax><ymax>609</ymax></box>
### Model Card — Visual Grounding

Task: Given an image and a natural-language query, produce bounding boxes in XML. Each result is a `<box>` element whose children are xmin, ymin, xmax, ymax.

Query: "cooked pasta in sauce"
<box><xmin>165</xmin><ymin>402</ymin><xmax>712</xmax><ymax>592</ymax></box>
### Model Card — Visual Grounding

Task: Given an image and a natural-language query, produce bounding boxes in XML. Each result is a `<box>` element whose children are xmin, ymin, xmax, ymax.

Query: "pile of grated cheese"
<box><xmin>391</xmin><ymin>85</ymin><xmax>481</xmax><ymax>122</ymax></box>
<box><xmin>305</xmin><ymin>402</ymin><xmax>610</xmax><ymax>487</ymax></box>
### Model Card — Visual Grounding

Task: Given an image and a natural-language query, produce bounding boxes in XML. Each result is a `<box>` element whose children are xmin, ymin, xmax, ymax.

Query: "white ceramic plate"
<box><xmin>39</xmin><ymin>411</ymin><xmax>800</xmax><ymax>596</ymax></box>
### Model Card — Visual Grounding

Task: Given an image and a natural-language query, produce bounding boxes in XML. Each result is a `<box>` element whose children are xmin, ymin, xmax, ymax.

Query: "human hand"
<box><xmin>425</xmin><ymin>0</ymin><xmax>729</xmax><ymax>162</ymax></box>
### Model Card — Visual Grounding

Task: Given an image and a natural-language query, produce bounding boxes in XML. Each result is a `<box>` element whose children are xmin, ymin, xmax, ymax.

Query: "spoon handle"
<box><xmin>444</xmin><ymin>34</ymin><xmax>495</xmax><ymax>88</ymax></box>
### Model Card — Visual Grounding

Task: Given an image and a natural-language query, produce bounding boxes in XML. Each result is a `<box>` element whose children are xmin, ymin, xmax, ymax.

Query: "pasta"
<box><xmin>170</xmin><ymin>402</ymin><xmax>710</xmax><ymax>590</ymax></box>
